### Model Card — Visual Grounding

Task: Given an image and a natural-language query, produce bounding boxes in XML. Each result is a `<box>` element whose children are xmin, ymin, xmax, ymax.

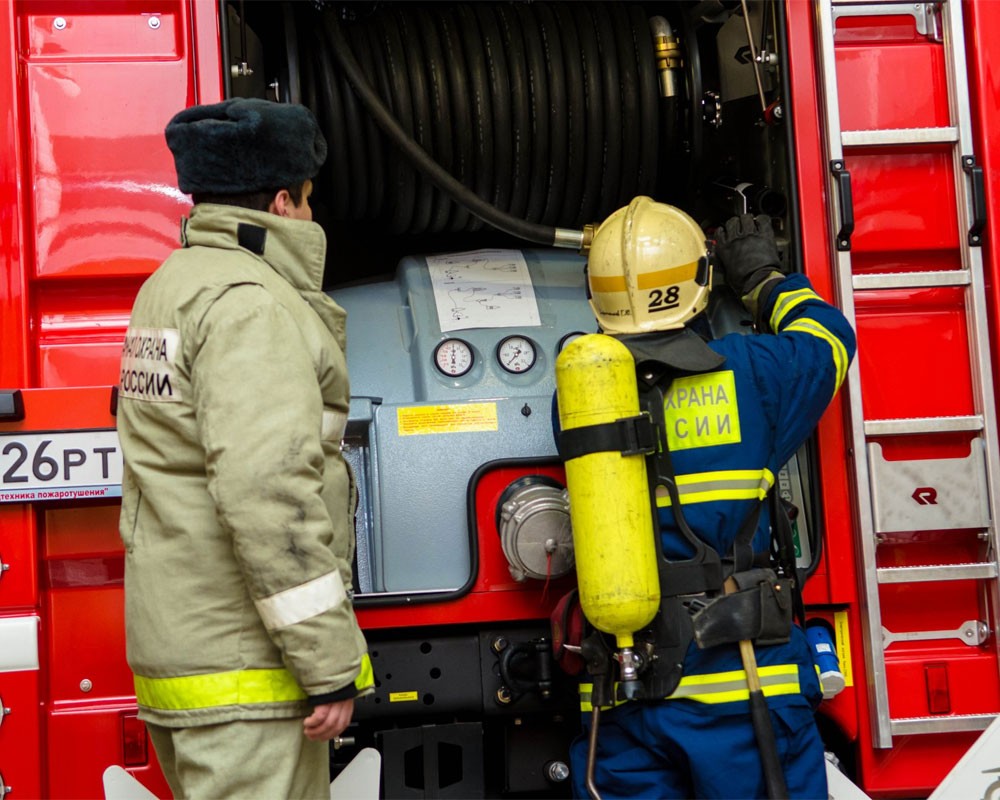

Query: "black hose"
<box><xmin>457</xmin><ymin>4</ymin><xmax>494</xmax><ymax>233</ymax></box>
<box><xmin>322</xmin><ymin>8</ymin><xmax>561</xmax><ymax>245</ymax></box>
<box><xmin>536</xmin><ymin>2</ymin><xmax>567</xmax><ymax>227</ymax></box>
<box><xmin>551</xmin><ymin>3</ymin><xmax>585</xmax><ymax>226</ymax></box>
<box><xmin>589</xmin><ymin>2</ymin><xmax>623</xmax><ymax>213</ymax></box>
<box><xmin>494</xmin><ymin>4</ymin><xmax>532</xmax><ymax>222</ymax></box>
<box><xmin>414</xmin><ymin>8</ymin><xmax>453</xmax><ymax>233</ymax></box>
<box><xmin>474</xmin><ymin>2</ymin><xmax>512</xmax><ymax>217</ymax></box>
<box><xmin>301</xmin><ymin>3</ymin><xmax>661</xmax><ymax>242</ymax></box>
<box><xmin>437</xmin><ymin>9</ymin><xmax>475</xmax><ymax>232</ymax></box>
<box><xmin>574</xmin><ymin>6</ymin><xmax>605</xmax><ymax>226</ymax></box>
<box><xmin>518</xmin><ymin>3</ymin><xmax>551</xmax><ymax>224</ymax></box>
<box><xmin>398</xmin><ymin>8</ymin><xmax>434</xmax><ymax>233</ymax></box>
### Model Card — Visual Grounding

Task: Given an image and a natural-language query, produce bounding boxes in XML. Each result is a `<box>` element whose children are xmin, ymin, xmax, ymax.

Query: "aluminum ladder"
<box><xmin>815</xmin><ymin>0</ymin><xmax>1000</xmax><ymax>747</ymax></box>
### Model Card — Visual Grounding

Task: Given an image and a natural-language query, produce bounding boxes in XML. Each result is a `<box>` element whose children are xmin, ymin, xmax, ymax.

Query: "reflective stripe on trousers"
<box><xmin>579</xmin><ymin>663</ymin><xmax>801</xmax><ymax>711</ymax></box>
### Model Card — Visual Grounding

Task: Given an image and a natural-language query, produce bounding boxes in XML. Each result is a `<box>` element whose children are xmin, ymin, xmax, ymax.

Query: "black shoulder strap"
<box><xmin>726</xmin><ymin>498</ymin><xmax>766</xmax><ymax>578</ymax></box>
<box><xmin>769</xmin><ymin>491</ymin><xmax>807</xmax><ymax>628</ymax></box>
<box><xmin>557</xmin><ymin>414</ymin><xmax>657</xmax><ymax>461</ymax></box>
<box><xmin>638</xmin><ymin>380</ymin><xmax>724</xmax><ymax>596</ymax></box>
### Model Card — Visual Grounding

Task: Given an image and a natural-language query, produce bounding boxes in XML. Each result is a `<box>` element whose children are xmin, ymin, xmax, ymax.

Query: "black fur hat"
<box><xmin>165</xmin><ymin>98</ymin><xmax>327</xmax><ymax>195</ymax></box>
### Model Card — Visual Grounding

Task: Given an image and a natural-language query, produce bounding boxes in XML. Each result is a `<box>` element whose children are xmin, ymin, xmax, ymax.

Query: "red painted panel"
<box><xmin>835</xmin><ymin>41</ymin><xmax>950</xmax><ymax>132</ymax></box>
<box><xmin>0</xmin><ymin>670</ymin><xmax>44</xmax><ymax>799</ymax></box>
<box><xmin>861</xmin><ymin>731</ymin><xmax>980</xmax><ymax>799</ymax></box>
<box><xmin>848</xmin><ymin>149</ymin><xmax>959</xmax><ymax>262</ymax></box>
<box><xmin>47</xmin><ymin>705</ymin><xmax>170</xmax><ymax>800</ymax></box>
<box><xmin>471</xmin><ymin>463</ymin><xmax>570</xmax><ymax>594</ymax></box>
<box><xmin>0</xmin><ymin>1</ymin><xmax>29</xmax><ymax>388</ymax></box>
<box><xmin>785</xmin><ymin>0</ymin><xmax>859</xmax><ymax>614</ymax></box>
<box><xmin>0</xmin><ymin>3</ymin><xmax>222</xmax><ymax>800</ymax></box>
<box><xmin>38</xmin><ymin>342</ymin><xmax>126</xmax><ymax>389</ymax></box>
<box><xmin>189</xmin><ymin>0</ymin><xmax>223</xmax><ymax>105</ymax></box>
<box><xmin>0</xmin><ymin>505</ymin><xmax>39</xmax><ymax>608</ymax></box>
<box><xmin>884</xmin><ymin>645</ymin><xmax>1000</xmax><ymax>719</ymax></box>
<box><xmin>21</xmin><ymin>1</ymin><xmax>184</xmax><ymax>60</ymax></box>
<box><xmin>22</xmin><ymin>59</ymin><xmax>192</xmax><ymax>280</ymax></box>
<box><xmin>44</xmin><ymin>585</ymin><xmax>132</xmax><ymax>703</ymax></box>
<box><xmin>41</xmin><ymin>503</ymin><xmax>131</xmax><ymax>706</ymax></box>
<box><xmin>35</xmin><ymin>277</ymin><xmax>143</xmax><ymax>387</ymax></box>
<box><xmin>854</xmin><ymin>288</ymin><xmax>974</xmax><ymax>422</ymax></box>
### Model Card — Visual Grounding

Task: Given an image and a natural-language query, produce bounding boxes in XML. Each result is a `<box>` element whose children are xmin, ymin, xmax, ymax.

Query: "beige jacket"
<box><xmin>118</xmin><ymin>204</ymin><xmax>370</xmax><ymax>727</ymax></box>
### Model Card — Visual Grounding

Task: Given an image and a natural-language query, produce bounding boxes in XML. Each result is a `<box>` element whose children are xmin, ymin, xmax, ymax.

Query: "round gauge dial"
<box><xmin>558</xmin><ymin>331</ymin><xmax>588</xmax><ymax>352</ymax></box>
<box><xmin>497</xmin><ymin>335</ymin><xmax>537</xmax><ymax>374</ymax></box>
<box><xmin>434</xmin><ymin>338</ymin><xmax>474</xmax><ymax>377</ymax></box>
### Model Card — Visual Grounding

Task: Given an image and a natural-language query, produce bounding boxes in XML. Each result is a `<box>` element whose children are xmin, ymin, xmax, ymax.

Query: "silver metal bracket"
<box><xmin>831</xmin><ymin>3</ymin><xmax>941</xmax><ymax>40</ymax></box>
<box><xmin>882</xmin><ymin>620</ymin><xmax>988</xmax><ymax>648</ymax></box>
<box><xmin>868</xmin><ymin>441</ymin><xmax>990</xmax><ymax>533</ymax></box>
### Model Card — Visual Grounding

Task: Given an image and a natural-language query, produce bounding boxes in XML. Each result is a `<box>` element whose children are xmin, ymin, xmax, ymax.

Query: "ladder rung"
<box><xmin>842</xmin><ymin>127</ymin><xmax>958</xmax><ymax>147</ymax></box>
<box><xmin>878</xmin><ymin>563</ymin><xmax>999</xmax><ymax>584</ymax></box>
<box><xmin>865</xmin><ymin>415</ymin><xmax>984</xmax><ymax>436</ymax></box>
<box><xmin>853</xmin><ymin>270</ymin><xmax>970</xmax><ymax>290</ymax></box>
<box><xmin>891</xmin><ymin>713</ymin><xmax>995</xmax><ymax>737</ymax></box>
<box><xmin>832</xmin><ymin>0</ymin><xmax>934</xmax><ymax>6</ymax></box>
<box><xmin>831</xmin><ymin>1</ymin><xmax>939</xmax><ymax>36</ymax></box>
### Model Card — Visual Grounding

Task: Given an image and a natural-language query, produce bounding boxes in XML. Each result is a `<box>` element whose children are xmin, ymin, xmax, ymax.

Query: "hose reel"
<box><xmin>292</xmin><ymin>2</ymin><xmax>674</xmax><ymax>239</ymax></box>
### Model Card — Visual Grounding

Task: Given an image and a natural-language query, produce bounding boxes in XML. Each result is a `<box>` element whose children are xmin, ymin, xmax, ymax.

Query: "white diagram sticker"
<box><xmin>426</xmin><ymin>250</ymin><xmax>541</xmax><ymax>332</ymax></box>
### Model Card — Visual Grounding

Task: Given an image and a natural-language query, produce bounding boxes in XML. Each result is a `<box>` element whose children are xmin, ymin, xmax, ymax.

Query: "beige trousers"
<box><xmin>146</xmin><ymin>718</ymin><xmax>329</xmax><ymax>800</ymax></box>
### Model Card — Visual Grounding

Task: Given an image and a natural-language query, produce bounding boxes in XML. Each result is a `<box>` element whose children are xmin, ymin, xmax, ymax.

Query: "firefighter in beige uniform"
<box><xmin>117</xmin><ymin>98</ymin><xmax>373</xmax><ymax>799</ymax></box>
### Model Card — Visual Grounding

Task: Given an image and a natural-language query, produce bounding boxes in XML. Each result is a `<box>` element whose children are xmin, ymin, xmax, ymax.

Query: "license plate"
<box><xmin>0</xmin><ymin>430</ymin><xmax>123</xmax><ymax>503</ymax></box>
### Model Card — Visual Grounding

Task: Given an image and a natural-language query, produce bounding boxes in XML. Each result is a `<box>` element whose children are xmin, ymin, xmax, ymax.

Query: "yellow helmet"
<box><xmin>586</xmin><ymin>197</ymin><xmax>711</xmax><ymax>334</ymax></box>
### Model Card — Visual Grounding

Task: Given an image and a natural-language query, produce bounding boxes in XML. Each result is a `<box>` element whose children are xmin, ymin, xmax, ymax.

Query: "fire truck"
<box><xmin>2</xmin><ymin>0</ymin><xmax>1000</xmax><ymax>797</ymax></box>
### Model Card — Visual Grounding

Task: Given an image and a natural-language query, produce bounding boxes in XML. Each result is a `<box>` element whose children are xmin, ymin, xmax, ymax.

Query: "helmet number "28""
<box><xmin>648</xmin><ymin>287</ymin><xmax>680</xmax><ymax>312</ymax></box>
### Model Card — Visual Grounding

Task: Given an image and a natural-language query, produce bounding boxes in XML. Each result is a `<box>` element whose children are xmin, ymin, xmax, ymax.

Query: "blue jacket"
<box><xmin>653</xmin><ymin>272</ymin><xmax>856</xmax><ymax>709</ymax></box>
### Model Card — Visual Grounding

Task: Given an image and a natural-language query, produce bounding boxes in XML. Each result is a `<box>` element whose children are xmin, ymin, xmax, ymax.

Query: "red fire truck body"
<box><xmin>2</xmin><ymin>1</ymin><xmax>1000</xmax><ymax>798</ymax></box>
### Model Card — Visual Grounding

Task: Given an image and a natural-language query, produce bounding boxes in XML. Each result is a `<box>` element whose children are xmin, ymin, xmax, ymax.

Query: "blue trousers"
<box><xmin>570</xmin><ymin>699</ymin><xmax>827</xmax><ymax>799</ymax></box>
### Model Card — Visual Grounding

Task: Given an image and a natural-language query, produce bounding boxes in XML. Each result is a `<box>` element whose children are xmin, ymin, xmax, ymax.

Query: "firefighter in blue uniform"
<box><xmin>560</xmin><ymin>200</ymin><xmax>855</xmax><ymax>799</ymax></box>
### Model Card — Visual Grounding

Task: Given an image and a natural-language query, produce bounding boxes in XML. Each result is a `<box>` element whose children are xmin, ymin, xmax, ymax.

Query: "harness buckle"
<box><xmin>619</xmin><ymin>412</ymin><xmax>657</xmax><ymax>456</ymax></box>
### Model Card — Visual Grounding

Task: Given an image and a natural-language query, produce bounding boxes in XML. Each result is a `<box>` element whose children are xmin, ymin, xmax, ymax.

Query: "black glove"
<box><xmin>713</xmin><ymin>213</ymin><xmax>784</xmax><ymax>298</ymax></box>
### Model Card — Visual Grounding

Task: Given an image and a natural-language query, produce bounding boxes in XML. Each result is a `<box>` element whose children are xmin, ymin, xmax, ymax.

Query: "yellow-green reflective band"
<box><xmin>134</xmin><ymin>668</ymin><xmax>306</xmax><ymax>711</ymax></box>
<box><xmin>355</xmin><ymin>653</ymin><xmax>375</xmax><ymax>691</ymax></box>
<box><xmin>770</xmin><ymin>287</ymin><xmax>819</xmax><ymax>331</ymax></box>
<box><xmin>666</xmin><ymin>664</ymin><xmax>800</xmax><ymax>704</ymax></box>
<box><xmin>655</xmin><ymin>468</ymin><xmax>774</xmax><ymax>507</ymax></box>
<box><xmin>579</xmin><ymin>664</ymin><xmax>800</xmax><ymax>711</ymax></box>
<box><xmin>784</xmin><ymin>318</ymin><xmax>849</xmax><ymax>394</ymax></box>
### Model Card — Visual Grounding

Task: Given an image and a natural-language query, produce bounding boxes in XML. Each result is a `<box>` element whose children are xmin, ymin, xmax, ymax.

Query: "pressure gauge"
<box><xmin>434</xmin><ymin>338</ymin><xmax>474</xmax><ymax>377</ymax></box>
<box><xmin>497</xmin><ymin>335</ymin><xmax>537</xmax><ymax>374</ymax></box>
<box><xmin>558</xmin><ymin>331</ymin><xmax>587</xmax><ymax>352</ymax></box>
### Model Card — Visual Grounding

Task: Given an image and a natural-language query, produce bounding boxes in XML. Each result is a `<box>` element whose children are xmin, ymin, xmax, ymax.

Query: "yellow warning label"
<box><xmin>389</xmin><ymin>691</ymin><xmax>419</xmax><ymax>703</ymax></box>
<box><xmin>397</xmin><ymin>402</ymin><xmax>499</xmax><ymax>436</ymax></box>
<box><xmin>834</xmin><ymin>610</ymin><xmax>854</xmax><ymax>687</ymax></box>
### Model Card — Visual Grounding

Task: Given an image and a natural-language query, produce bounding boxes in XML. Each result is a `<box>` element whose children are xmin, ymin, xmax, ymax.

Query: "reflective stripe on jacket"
<box><xmin>135</xmin><ymin>654</ymin><xmax>376</xmax><ymax>712</ymax></box>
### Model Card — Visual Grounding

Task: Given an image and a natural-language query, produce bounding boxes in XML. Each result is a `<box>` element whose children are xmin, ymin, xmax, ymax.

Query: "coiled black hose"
<box><xmin>297</xmin><ymin>2</ymin><xmax>660</xmax><ymax>238</ymax></box>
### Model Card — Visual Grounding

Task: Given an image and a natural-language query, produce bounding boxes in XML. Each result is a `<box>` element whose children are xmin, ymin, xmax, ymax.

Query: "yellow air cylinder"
<box><xmin>555</xmin><ymin>333</ymin><xmax>661</xmax><ymax>649</ymax></box>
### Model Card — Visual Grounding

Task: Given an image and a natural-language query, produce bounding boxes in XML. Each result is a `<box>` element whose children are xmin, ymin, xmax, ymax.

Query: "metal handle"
<box><xmin>962</xmin><ymin>156</ymin><xmax>986</xmax><ymax>246</ymax></box>
<box><xmin>830</xmin><ymin>161</ymin><xmax>855</xmax><ymax>251</ymax></box>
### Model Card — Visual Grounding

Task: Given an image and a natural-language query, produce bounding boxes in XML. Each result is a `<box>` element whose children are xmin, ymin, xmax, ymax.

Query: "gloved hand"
<box><xmin>713</xmin><ymin>213</ymin><xmax>784</xmax><ymax>298</ymax></box>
